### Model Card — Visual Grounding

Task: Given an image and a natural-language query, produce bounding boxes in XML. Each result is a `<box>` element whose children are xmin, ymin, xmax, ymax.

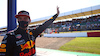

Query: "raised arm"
<box><xmin>31</xmin><ymin>6</ymin><xmax>60</xmax><ymax>38</ymax></box>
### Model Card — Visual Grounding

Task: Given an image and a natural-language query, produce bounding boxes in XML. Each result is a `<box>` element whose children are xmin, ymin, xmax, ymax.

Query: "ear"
<box><xmin>29</xmin><ymin>19</ymin><xmax>31</xmax><ymax>24</ymax></box>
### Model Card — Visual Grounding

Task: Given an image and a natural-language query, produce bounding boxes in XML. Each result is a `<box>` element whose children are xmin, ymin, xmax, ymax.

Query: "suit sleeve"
<box><xmin>31</xmin><ymin>14</ymin><xmax>58</xmax><ymax>37</ymax></box>
<box><xmin>0</xmin><ymin>34</ymin><xmax>16</xmax><ymax>56</ymax></box>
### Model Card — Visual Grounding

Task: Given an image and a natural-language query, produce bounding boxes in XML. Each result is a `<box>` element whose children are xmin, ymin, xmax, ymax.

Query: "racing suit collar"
<box><xmin>17</xmin><ymin>27</ymin><xmax>28</xmax><ymax>34</ymax></box>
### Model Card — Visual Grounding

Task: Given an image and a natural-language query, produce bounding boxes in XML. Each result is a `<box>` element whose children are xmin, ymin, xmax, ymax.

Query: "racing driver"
<box><xmin>0</xmin><ymin>6</ymin><xmax>59</xmax><ymax>56</ymax></box>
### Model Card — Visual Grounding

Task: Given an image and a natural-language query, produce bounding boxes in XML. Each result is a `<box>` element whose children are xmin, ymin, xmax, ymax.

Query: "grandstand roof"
<box><xmin>30</xmin><ymin>5</ymin><xmax>100</xmax><ymax>25</ymax></box>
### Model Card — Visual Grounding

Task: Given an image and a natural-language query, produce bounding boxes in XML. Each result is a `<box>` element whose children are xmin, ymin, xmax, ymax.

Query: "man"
<box><xmin>0</xmin><ymin>7</ymin><xmax>59</xmax><ymax>56</ymax></box>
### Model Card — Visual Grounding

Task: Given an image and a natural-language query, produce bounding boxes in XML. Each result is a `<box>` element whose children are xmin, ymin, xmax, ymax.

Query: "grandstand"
<box><xmin>44</xmin><ymin>14</ymin><xmax>100</xmax><ymax>33</ymax></box>
<box><xmin>28</xmin><ymin>5</ymin><xmax>100</xmax><ymax>35</ymax></box>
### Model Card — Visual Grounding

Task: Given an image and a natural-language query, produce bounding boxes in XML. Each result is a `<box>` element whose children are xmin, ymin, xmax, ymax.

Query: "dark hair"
<box><xmin>18</xmin><ymin>10</ymin><xmax>29</xmax><ymax>15</ymax></box>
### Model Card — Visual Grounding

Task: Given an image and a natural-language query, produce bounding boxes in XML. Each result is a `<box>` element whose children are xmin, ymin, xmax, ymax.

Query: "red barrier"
<box><xmin>87</xmin><ymin>32</ymin><xmax>100</xmax><ymax>37</ymax></box>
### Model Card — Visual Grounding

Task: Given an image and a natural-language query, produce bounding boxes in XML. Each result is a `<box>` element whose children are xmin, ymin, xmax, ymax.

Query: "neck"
<box><xmin>19</xmin><ymin>27</ymin><xmax>27</xmax><ymax>30</ymax></box>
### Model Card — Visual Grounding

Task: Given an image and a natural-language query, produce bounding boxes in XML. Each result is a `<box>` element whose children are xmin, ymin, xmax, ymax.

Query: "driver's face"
<box><xmin>17</xmin><ymin>16</ymin><xmax>30</xmax><ymax>22</ymax></box>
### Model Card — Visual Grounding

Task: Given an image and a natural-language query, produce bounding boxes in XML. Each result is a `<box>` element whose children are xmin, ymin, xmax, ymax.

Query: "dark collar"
<box><xmin>16</xmin><ymin>27</ymin><xmax>28</xmax><ymax>34</ymax></box>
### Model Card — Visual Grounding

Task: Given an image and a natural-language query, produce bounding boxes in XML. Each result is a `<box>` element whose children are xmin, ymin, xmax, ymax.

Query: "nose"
<box><xmin>18</xmin><ymin>17</ymin><xmax>25</xmax><ymax>21</ymax></box>
<box><xmin>21</xmin><ymin>18</ymin><xmax>24</xmax><ymax>21</ymax></box>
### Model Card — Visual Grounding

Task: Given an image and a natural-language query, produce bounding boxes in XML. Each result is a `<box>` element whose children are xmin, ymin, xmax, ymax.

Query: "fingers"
<box><xmin>57</xmin><ymin>6</ymin><xmax>59</xmax><ymax>10</ymax></box>
<box><xmin>57</xmin><ymin>6</ymin><xmax>60</xmax><ymax>15</ymax></box>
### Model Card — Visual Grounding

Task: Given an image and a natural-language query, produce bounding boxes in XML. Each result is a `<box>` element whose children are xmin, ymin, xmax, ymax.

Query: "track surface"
<box><xmin>36</xmin><ymin>37</ymin><xmax>75</xmax><ymax>49</ymax></box>
<box><xmin>0</xmin><ymin>36</ymin><xmax>4</xmax><ymax>43</ymax></box>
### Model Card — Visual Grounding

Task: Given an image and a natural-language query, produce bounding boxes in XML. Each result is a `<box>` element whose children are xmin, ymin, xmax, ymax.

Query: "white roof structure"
<box><xmin>30</xmin><ymin>5</ymin><xmax>100</xmax><ymax>25</ymax></box>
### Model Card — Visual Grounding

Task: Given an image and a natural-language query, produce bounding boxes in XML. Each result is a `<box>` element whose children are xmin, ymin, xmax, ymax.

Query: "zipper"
<box><xmin>27</xmin><ymin>30</ymin><xmax>34</xmax><ymax>55</ymax></box>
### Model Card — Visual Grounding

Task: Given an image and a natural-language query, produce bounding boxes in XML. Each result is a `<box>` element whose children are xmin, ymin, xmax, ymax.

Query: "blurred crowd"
<box><xmin>44</xmin><ymin>15</ymin><xmax>100</xmax><ymax>33</ymax></box>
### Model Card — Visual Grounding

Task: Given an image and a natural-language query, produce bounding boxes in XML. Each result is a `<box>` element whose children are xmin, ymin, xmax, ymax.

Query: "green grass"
<box><xmin>59</xmin><ymin>37</ymin><xmax>100</xmax><ymax>54</ymax></box>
